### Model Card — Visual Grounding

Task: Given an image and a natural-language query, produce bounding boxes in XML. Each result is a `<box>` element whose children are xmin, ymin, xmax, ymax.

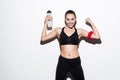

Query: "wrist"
<box><xmin>44</xmin><ymin>21</ymin><xmax>48</xmax><ymax>26</ymax></box>
<box><xmin>44</xmin><ymin>20</ymin><xmax>47</xmax><ymax>24</ymax></box>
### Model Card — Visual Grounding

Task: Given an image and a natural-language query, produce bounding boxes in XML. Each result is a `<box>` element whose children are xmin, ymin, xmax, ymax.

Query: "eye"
<box><xmin>66</xmin><ymin>19</ymin><xmax>70</xmax><ymax>21</ymax></box>
<box><xmin>71</xmin><ymin>18</ymin><xmax>75</xmax><ymax>20</ymax></box>
<box><xmin>71</xmin><ymin>19</ymin><xmax>74</xmax><ymax>20</ymax></box>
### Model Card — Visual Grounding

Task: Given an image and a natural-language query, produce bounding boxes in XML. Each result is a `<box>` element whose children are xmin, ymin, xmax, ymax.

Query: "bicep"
<box><xmin>79</xmin><ymin>29</ymin><xmax>96</xmax><ymax>39</ymax></box>
<box><xmin>78</xmin><ymin>29</ymin><xmax>88</xmax><ymax>38</ymax></box>
<box><xmin>42</xmin><ymin>29</ymin><xmax>58</xmax><ymax>41</ymax></box>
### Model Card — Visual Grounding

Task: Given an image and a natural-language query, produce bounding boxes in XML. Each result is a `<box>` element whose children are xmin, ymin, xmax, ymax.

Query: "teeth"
<box><xmin>69</xmin><ymin>24</ymin><xmax>73</xmax><ymax>26</ymax></box>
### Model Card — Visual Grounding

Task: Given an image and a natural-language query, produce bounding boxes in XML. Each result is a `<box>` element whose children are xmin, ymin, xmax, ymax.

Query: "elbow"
<box><xmin>93</xmin><ymin>33</ymin><xmax>101</xmax><ymax>39</ymax></box>
<box><xmin>40</xmin><ymin>41</ymin><xmax>43</xmax><ymax>45</ymax></box>
<box><xmin>40</xmin><ymin>39</ymin><xmax>44</xmax><ymax>45</ymax></box>
<box><xmin>40</xmin><ymin>38</ymin><xmax>47</xmax><ymax>45</ymax></box>
<box><xmin>95</xmin><ymin>36</ymin><xmax>100</xmax><ymax>39</ymax></box>
<box><xmin>94</xmin><ymin>36</ymin><xmax>102</xmax><ymax>44</ymax></box>
<box><xmin>40</xmin><ymin>38</ymin><xmax>45</xmax><ymax>45</ymax></box>
<box><xmin>94</xmin><ymin>35</ymin><xmax>101</xmax><ymax>40</ymax></box>
<box><xmin>40</xmin><ymin>40</ymin><xmax>45</xmax><ymax>45</ymax></box>
<box><xmin>40</xmin><ymin>39</ymin><xmax>42</xmax><ymax>45</ymax></box>
<box><xmin>96</xmin><ymin>34</ymin><xmax>101</xmax><ymax>39</ymax></box>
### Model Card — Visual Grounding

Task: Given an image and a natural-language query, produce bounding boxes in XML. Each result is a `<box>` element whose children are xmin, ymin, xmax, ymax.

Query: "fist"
<box><xmin>85</xmin><ymin>18</ymin><xmax>91</xmax><ymax>23</ymax></box>
<box><xmin>44</xmin><ymin>15</ymin><xmax>52</xmax><ymax>24</ymax></box>
<box><xmin>85</xmin><ymin>18</ymin><xmax>92</xmax><ymax>26</ymax></box>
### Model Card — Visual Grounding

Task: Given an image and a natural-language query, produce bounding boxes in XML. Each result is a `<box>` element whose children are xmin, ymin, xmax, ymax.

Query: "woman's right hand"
<box><xmin>44</xmin><ymin>15</ymin><xmax>52</xmax><ymax>24</ymax></box>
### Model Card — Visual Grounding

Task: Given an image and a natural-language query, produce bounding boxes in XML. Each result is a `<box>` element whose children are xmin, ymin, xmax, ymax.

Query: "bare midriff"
<box><xmin>60</xmin><ymin>45</ymin><xmax>79</xmax><ymax>59</ymax></box>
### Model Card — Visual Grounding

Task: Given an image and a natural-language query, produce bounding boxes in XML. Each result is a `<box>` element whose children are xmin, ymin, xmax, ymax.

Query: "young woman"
<box><xmin>41</xmin><ymin>10</ymin><xmax>100</xmax><ymax>80</ymax></box>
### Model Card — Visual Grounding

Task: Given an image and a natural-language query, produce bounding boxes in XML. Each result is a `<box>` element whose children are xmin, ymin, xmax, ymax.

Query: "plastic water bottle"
<box><xmin>47</xmin><ymin>10</ymin><xmax>52</xmax><ymax>30</ymax></box>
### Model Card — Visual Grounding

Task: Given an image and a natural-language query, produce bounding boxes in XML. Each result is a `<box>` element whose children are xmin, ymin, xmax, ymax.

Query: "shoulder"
<box><xmin>76</xmin><ymin>28</ymin><xmax>84</xmax><ymax>34</ymax></box>
<box><xmin>54</xmin><ymin>27</ymin><xmax>63</xmax><ymax>34</ymax></box>
<box><xmin>76</xmin><ymin>28</ymin><xmax>88</xmax><ymax>37</ymax></box>
<box><xmin>54</xmin><ymin>27</ymin><xmax>62</xmax><ymax>30</ymax></box>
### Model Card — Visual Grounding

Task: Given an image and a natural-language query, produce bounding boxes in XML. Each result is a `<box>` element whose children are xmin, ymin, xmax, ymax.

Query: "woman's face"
<box><xmin>65</xmin><ymin>13</ymin><xmax>76</xmax><ymax>29</ymax></box>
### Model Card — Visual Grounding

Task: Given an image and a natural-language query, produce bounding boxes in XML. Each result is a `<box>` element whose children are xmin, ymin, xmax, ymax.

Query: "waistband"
<box><xmin>59</xmin><ymin>55</ymin><xmax>80</xmax><ymax>60</ymax></box>
<box><xmin>58</xmin><ymin>55</ymin><xmax>81</xmax><ymax>65</ymax></box>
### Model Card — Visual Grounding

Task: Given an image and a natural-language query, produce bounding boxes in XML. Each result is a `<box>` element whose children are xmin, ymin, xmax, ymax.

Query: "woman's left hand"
<box><xmin>85</xmin><ymin>18</ymin><xmax>92</xmax><ymax>23</ymax></box>
<box><xmin>85</xmin><ymin>18</ymin><xmax>93</xmax><ymax>27</ymax></box>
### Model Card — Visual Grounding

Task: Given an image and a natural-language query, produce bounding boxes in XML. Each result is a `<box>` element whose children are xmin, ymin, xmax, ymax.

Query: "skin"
<box><xmin>41</xmin><ymin>13</ymin><xmax>100</xmax><ymax>59</ymax></box>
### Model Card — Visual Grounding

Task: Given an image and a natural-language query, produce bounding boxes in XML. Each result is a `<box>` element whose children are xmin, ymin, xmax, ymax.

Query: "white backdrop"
<box><xmin>0</xmin><ymin>0</ymin><xmax>120</xmax><ymax>80</ymax></box>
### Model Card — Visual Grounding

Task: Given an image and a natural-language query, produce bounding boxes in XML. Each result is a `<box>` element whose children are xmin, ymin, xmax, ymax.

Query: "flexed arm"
<box><xmin>40</xmin><ymin>15</ymin><xmax>58</xmax><ymax>43</ymax></box>
<box><xmin>79</xmin><ymin>18</ymin><xmax>100</xmax><ymax>40</ymax></box>
<box><xmin>85</xmin><ymin>18</ymin><xmax>100</xmax><ymax>39</ymax></box>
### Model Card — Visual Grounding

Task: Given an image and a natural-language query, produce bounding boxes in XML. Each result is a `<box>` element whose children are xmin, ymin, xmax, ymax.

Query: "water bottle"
<box><xmin>47</xmin><ymin>10</ymin><xmax>52</xmax><ymax>30</ymax></box>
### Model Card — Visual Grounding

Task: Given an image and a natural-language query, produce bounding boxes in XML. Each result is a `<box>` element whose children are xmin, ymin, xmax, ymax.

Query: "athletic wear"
<box><xmin>59</xmin><ymin>27</ymin><xmax>79</xmax><ymax>45</ymax></box>
<box><xmin>55</xmin><ymin>55</ymin><xmax>85</xmax><ymax>80</ymax></box>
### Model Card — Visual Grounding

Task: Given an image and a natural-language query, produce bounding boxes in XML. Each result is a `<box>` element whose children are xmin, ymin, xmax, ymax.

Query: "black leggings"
<box><xmin>55</xmin><ymin>55</ymin><xmax>85</xmax><ymax>80</ymax></box>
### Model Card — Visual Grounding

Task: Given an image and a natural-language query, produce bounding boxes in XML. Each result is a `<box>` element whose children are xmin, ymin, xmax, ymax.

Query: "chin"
<box><xmin>68</xmin><ymin>26</ymin><xmax>74</xmax><ymax>29</ymax></box>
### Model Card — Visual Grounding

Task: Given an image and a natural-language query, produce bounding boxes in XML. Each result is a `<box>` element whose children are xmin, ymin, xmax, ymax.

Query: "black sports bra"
<box><xmin>59</xmin><ymin>27</ymin><xmax>79</xmax><ymax>45</ymax></box>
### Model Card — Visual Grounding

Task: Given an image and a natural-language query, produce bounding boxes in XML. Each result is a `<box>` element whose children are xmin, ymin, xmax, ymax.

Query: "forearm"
<box><xmin>89</xmin><ymin>21</ymin><xmax>100</xmax><ymax>39</ymax></box>
<box><xmin>41</xmin><ymin>23</ymin><xmax>47</xmax><ymax>41</ymax></box>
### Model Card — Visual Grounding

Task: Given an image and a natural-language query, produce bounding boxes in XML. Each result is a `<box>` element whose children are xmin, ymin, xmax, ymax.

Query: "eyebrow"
<box><xmin>66</xmin><ymin>18</ymin><xmax>75</xmax><ymax>20</ymax></box>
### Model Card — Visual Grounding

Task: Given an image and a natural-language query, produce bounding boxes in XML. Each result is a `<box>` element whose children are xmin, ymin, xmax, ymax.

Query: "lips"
<box><xmin>68</xmin><ymin>23</ymin><xmax>74</xmax><ymax>26</ymax></box>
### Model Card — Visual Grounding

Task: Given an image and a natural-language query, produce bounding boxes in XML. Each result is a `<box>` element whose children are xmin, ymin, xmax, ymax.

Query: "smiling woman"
<box><xmin>40</xmin><ymin>10</ymin><xmax>101</xmax><ymax>80</ymax></box>
<box><xmin>1</xmin><ymin>0</ymin><xmax>120</xmax><ymax>80</ymax></box>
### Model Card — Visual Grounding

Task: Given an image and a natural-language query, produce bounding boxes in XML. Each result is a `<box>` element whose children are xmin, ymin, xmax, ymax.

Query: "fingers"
<box><xmin>85</xmin><ymin>18</ymin><xmax>91</xmax><ymax>23</ymax></box>
<box><xmin>44</xmin><ymin>16</ymin><xmax>52</xmax><ymax>24</ymax></box>
<box><xmin>85</xmin><ymin>18</ymin><xmax>92</xmax><ymax>27</ymax></box>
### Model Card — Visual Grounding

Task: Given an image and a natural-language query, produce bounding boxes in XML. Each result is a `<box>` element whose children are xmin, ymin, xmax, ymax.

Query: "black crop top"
<box><xmin>59</xmin><ymin>27</ymin><xmax>79</xmax><ymax>45</ymax></box>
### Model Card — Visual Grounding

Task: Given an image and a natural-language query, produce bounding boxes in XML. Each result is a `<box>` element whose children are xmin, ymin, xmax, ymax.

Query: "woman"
<box><xmin>41</xmin><ymin>10</ymin><xmax>100</xmax><ymax>80</ymax></box>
